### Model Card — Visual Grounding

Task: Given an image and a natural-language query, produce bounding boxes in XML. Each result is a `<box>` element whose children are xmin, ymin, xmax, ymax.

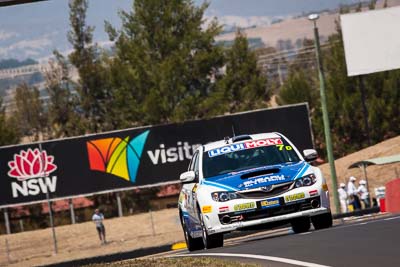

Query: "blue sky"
<box><xmin>0</xmin><ymin>0</ymin><xmax>360</xmax><ymax>61</ymax></box>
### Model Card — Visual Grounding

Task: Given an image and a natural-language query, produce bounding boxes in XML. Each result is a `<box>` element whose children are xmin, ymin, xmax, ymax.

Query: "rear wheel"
<box><xmin>199</xmin><ymin>211</ymin><xmax>224</xmax><ymax>249</ymax></box>
<box><xmin>180</xmin><ymin>212</ymin><xmax>204</xmax><ymax>251</ymax></box>
<box><xmin>291</xmin><ymin>216</ymin><xmax>311</xmax><ymax>233</ymax></box>
<box><xmin>311</xmin><ymin>212</ymin><xmax>333</xmax><ymax>230</ymax></box>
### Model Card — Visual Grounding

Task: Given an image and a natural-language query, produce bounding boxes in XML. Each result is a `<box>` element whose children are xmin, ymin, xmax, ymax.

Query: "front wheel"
<box><xmin>180</xmin><ymin>212</ymin><xmax>204</xmax><ymax>251</ymax></box>
<box><xmin>311</xmin><ymin>212</ymin><xmax>333</xmax><ymax>230</ymax></box>
<box><xmin>291</xmin><ymin>216</ymin><xmax>311</xmax><ymax>233</ymax></box>
<box><xmin>199</xmin><ymin>212</ymin><xmax>223</xmax><ymax>249</ymax></box>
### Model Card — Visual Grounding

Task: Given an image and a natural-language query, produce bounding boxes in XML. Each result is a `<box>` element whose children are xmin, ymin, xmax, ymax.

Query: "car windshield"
<box><xmin>203</xmin><ymin>138</ymin><xmax>300</xmax><ymax>178</ymax></box>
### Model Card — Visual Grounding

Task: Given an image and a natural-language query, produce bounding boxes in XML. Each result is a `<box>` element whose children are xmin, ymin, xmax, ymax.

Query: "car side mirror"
<box><xmin>180</xmin><ymin>171</ymin><xmax>196</xmax><ymax>183</ymax></box>
<box><xmin>303</xmin><ymin>149</ymin><xmax>318</xmax><ymax>162</ymax></box>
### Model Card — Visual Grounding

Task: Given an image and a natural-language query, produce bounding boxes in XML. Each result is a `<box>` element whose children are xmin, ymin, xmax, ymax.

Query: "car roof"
<box><xmin>203</xmin><ymin>132</ymin><xmax>283</xmax><ymax>152</ymax></box>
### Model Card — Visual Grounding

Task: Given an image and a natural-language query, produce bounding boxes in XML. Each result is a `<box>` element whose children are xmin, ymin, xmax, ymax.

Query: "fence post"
<box><xmin>149</xmin><ymin>210</ymin><xmax>156</xmax><ymax>236</ymax></box>
<box><xmin>40</xmin><ymin>142</ymin><xmax>58</xmax><ymax>255</ymax></box>
<box><xmin>116</xmin><ymin>193</ymin><xmax>123</xmax><ymax>217</ymax></box>
<box><xmin>46</xmin><ymin>192</ymin><xmax>58</xmax><ymax>255</ymax></box>
<box><xmin>3</xmin><ymin>209</ymin><xmax>11</xmax><ymax>235</ymax></box>
<box><xmin>69</xmin><ymin>199</ymin><xmax>76</xmax><ymax>224</ymax></box>
<box><xmin>19</xmin><ymin>219</ymin><xmax>24</xmax><ymax>232</ymax></box>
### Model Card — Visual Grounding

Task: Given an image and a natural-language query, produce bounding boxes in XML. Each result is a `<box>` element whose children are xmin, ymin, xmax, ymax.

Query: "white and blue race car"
<box><xmin>178</xmin><ymin>132</ymin><xmax>332</xmax><ymax>251</ymax></box>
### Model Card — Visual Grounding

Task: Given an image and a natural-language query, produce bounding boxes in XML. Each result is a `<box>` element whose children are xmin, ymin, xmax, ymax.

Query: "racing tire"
<box><xmin>199</xmin><ymin>211</ymin><xmax>224</xmax><ymax>249</ymax></box>
<box><xmin>291</xmin><ymin>216</ymin><xmax>311</xmax><ymax>233</ymax></box>
<box><xmin>311</xmin><ymin>212</ymin><xmax>333</xmax><ymax>230</ymax></box>
<box><xmin>180</xmin><ymin>212</ymin><xmax>204</xmax><ymax>251</ymax></box>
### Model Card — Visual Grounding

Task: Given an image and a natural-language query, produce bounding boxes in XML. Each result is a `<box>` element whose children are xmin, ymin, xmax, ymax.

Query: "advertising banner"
<box><xmin>0</xmin><ymin>103</ymin><xmax>314</xmax><ymax>207</ymax></box>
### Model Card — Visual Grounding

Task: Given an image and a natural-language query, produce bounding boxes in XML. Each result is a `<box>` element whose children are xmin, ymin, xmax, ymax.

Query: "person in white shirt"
<box><xmin>338</xmin><ymin>183</ymin><xmax>348</xmax><ymax>213</ymax></box>
<box><xmin>358</xmin><ymin>180</ymin><xmax>370</xmax><ymax>208</ymax></box>
<box><xmin>92</xmin><ymin>209</ymin><xmax>106</xmax><ymax>244</ymax></box>
<box><xmin>347</xmin><ymin>176</ymin><xmax>361</xmax><ymax>210</ymax></box>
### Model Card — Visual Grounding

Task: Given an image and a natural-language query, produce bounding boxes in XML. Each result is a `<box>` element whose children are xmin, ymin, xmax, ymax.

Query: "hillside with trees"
<box><xmin>0</xmin><ymin>0</ymin><xmax>398</xmax><ymax>160</ymax></box>
<box><xmin>0</xmin><ymin>58</ymin><xmax>37</xmax><ymax>70</ymax></box>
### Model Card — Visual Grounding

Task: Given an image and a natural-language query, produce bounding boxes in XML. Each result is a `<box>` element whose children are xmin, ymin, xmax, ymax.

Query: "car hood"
<box><xmin>201</xmin><ymin>161</ymin><xmax>311</xmax><ymax>191</ymax></box>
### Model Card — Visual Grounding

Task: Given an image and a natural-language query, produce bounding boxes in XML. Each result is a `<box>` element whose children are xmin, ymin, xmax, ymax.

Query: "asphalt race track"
<box><xmin>173</xmin><ymin>215</ymin><xmax>400</xmax><ymax>267</ymax></box>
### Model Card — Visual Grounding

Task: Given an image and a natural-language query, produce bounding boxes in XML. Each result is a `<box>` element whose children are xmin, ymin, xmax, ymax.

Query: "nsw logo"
<box><xmin>8</xmin><ymin>148</ymin><xmax>58</xmax><ymax>198</ymax></box>
<box><xmin>86</xmin><ymin>130</ymin><xmax>149</xmax><ymax>183</ymax></box>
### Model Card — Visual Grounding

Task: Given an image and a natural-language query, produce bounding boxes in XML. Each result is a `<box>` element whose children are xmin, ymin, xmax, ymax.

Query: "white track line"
<box><xmin>171</xmin><ymin>253</ymin><xmax>331</xmax><ymax>267</ymax></box>
<box><xmin>300</xmin><ymin>232</ymin><xmax>312</xmax><ymax>235</ymax></box>
<box><xmin>383</xmin><ymin>216</ymin><xmax>400</xmax><ymax>221</ymax></box>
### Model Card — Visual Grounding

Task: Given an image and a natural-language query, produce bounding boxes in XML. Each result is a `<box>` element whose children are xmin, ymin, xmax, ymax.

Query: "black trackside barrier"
<box><xmin>0</xmin><ymin>103</ymin><xmax>313</xmax><ymax>207</ymax></box>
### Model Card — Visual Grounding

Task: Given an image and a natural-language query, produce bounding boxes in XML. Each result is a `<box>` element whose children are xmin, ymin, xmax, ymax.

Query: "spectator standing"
<box><xmin>92</xmin><ymin>209</ymin><xmax>106</xmax><ymax>244</ymax></box>
<box><xmin>347</xmin><ymin>176</ymin><xmax>361</xmax><ymax>210</ymax></box>
<box><xmin>358</xmin><ymin>180</ymin><xmax>370</xmax><ymax>208</ymax></box>
<box><xmin>338</xmin><ymin>183</ymin><xmax>348</xmax><ymax>213</ymax></box>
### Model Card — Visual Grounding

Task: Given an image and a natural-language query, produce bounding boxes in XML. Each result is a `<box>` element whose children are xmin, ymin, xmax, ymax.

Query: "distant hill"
<box><xmin>0</xmin><ymin>58</ymin><xmax>37</xmax><ymax>70</ymax></box>
<box><xmin>216</xmin><ymin>37</ymin><xmax>265</xmax><ymax>49</ymax></box>
<box><xmin>216</xmin><ymin>0</ymin><xmax>400</xmax><ymax>49</ymax></box>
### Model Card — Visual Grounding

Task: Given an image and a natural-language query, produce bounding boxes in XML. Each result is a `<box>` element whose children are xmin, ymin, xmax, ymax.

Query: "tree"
<box><xmin>68</xmin><ymin>0</ymin><xmax>114</xmax><ymax>132</ymax></box>
<box><xmin>204</xmin><ymin>29</ymin><xmax>268</xmax><ymax>116</ymax></box>
<box><xmin>277</xmin><ymin>38</ymin><xmax>318</xmax><ymax>107</ymax></box>
<box><xmin>277</xmin><ymin>69</ymin><xmax>317</xmax><ymax>108</ymax></box>
<box><xmin>275</xmin><ymin>20</ymin><xmax>400</xmax><ymax>158</ymax></box>
<box><xmin>12</xmin><ymin>83</ymin><xmax>47</xmax><ymax>141</ymax></box>
<box><xmin>0</xmin><ymin>98</ymin><xmax>19</xmax><ymax>146</ymax></box>
<box><xmin>356</xmin><ymin>2</ymin><xmax>362</xmax><ymax>12</ymax></box>
<box><xmin>320</xmin><ymin>21</ymin><xmax>400</xmax><ymax>156</ymax></box>
<box><xmin>366</xmin><ymin>70</ymin><xmax>400</xmax><ymax>141</ymax></box>
<box><xmin>107</xmin><ymin>0</ymin><xmax>224</xmax><ymax>124</ymax></box>
<box><xmin>45</xmin><ymin>51</ymin><xmax>85</xmax><ymax>138</ymax></box>
<box><xmin>368</xmin><ymin>0</ymin><xmax>377</xmax><ymax>10</ymax></box>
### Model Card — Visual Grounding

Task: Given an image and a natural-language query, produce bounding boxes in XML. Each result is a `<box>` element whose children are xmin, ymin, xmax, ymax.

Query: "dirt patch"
<box><xmin>319</xmin><ymin>136</ymin><xmax>400</xmax><ymax>207</ymax></box>
<box><xmin>86</xmin><ymin>257</ymin><xmax>260</xmax><ymax>267</ymax></box>
<box><xmin>0</xmin><ymin>209</ymin><xmax>184</xmax><ymax>267</ymax></box>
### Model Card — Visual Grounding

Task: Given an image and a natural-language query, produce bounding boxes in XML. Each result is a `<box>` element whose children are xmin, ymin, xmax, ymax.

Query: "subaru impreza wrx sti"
<box><xmin>178</xmin><ymin>132</ymin><xmax>332</xmax><ymax>251</ymax></box>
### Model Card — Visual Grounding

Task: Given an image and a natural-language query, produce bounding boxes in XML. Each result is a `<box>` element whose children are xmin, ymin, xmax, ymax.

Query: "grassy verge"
<box><xmin>87</xmin><ymin>257</ymin><xmax>260</xmax><ymax>267</ymax></box>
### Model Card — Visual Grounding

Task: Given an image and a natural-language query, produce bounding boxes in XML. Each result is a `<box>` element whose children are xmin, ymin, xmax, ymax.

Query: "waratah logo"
<box><xmin>86</xmin><ymin>130</ymin><xmax>149</xmax><ymax>183</ymax></box>
<box><xmin>8</xmin><ymin>148</ymin><xmax>57</xmax><ymax>181</ymax></box>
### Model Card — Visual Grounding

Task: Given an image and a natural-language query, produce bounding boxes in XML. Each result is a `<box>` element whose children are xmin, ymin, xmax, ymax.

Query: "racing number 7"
<box><xmin>277</xmin><ymin>145</ymin><xmax>292</xmax><ymax>151</ymax></box>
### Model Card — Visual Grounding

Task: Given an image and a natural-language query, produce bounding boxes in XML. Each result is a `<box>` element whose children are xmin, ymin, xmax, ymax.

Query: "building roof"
<box><xmin>12</xmin><ymin>197</ymin><xmax>94</xmax><ymax>217</ymax></box>
<box><xmin>42</xmin><ymin>197</ymin><xmax>94</xmax><ymax>213</ymax></box>
<box><xmin>157</xmin><ymin>184</ymin><xmax>181</xmax><ymax>198</ymax></box>
<box><xmin>348</xmin><ymin>154</ymin><xmax>400</xmax><ymax>169</ymax></box>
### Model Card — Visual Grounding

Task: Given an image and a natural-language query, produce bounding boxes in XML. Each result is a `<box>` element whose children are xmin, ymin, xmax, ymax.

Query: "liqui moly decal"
<box><xmin>7</xmin><ymin>148</ymin><xmax>58</xmax><ymax>198</ymax></box>
<box><xmin>208</xmin><ymin>138</ymin><xmax>282</xmax><ymax>157</ymax></box>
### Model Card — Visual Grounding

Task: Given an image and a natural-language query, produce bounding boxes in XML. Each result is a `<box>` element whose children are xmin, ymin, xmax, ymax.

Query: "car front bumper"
<box><xmin>202</xmin><ymin>185</ymin><xmax>330</xmax><ymax>235</ymax></box>
<box><xmin>206</xmin><ymin>206</ymin><xmax>330</xmax><ymax>234</ymax></box>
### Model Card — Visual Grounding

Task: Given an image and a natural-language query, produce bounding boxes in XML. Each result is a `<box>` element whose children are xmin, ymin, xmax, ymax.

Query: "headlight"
<box><xmin>295</xmin><ymin>179</ymin><xmax>303</xmax><ymax>188</ymax></box>
<box><xmin>294</xmin><ymin>174</ymin><xmax>317</xmax><ymax>188</ymax></box>
<box><xmin>211</xmin><ymin>191</ymin><xmax>241</xmax><ymax>202</ymax></box>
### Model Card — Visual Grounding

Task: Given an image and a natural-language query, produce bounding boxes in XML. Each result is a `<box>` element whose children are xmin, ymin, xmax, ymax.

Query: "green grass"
<box><xmin>87</xmin><ymin>257</ymin><xmax>261</xmax><ymax>267</ymax></box>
